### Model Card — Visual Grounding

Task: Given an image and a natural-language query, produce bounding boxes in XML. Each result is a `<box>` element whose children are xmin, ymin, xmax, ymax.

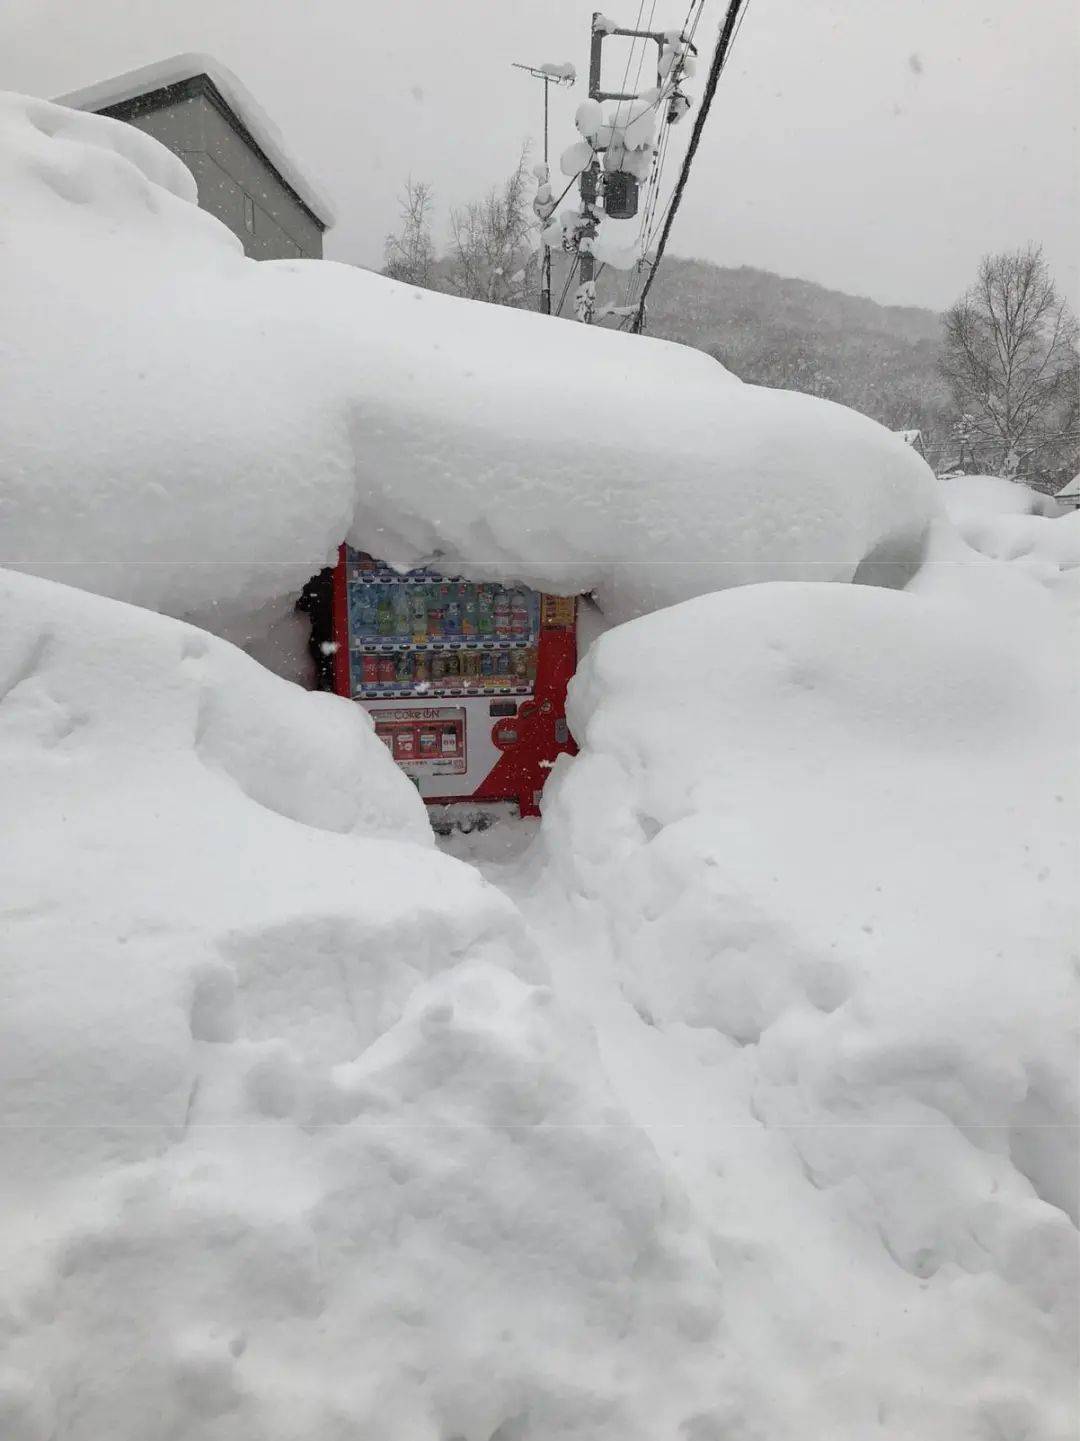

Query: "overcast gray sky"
<box><xmin>3</xmin><ymin>0</ymin><xmax>1077</xmax><ymax>310</ymax></box>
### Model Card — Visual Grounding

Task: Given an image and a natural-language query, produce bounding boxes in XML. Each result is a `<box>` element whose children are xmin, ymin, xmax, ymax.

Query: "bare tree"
<box><xmin>940</xmin><ymin>245</ymin><xmax>1079</xmax><ymax>485</ymax></box>
<box><xmin>383</xmin><ymin>178</ymin><xmax>436</xmax><ymax>289</ymax></box>
<box><xmin>445</xmin><ymin>146</ymin><xmax>538</xmax><ymax>308</ymax></box>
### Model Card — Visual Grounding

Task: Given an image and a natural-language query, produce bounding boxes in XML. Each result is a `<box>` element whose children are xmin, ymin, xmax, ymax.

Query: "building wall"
<box><xmin>115</xmin><ymin>93</ymin><xmax>322</xmax><ymax>260</ymax></box>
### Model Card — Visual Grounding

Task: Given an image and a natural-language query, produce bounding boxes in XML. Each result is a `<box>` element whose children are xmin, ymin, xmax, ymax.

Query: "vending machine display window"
<box><xmin>330</xmin><ymin>548</ymin><xmax>576</xmax><ymax>817</ymax></box>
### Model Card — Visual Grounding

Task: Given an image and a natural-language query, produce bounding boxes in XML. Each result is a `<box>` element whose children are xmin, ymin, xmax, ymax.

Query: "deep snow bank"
<box><xmin>941</xmin><ymin>475</ymin><xmax>1080</xmax><ymax>587</ymax></box>
<box><xmin>0</xmin><ymin>567</ymin><xmax>750</xmax><ymax>1441</ymax></box>
<box><xmin>536</xmin><ymin>572</ymin><xmax>1078</xmax><ymax>1438</ymax></box>
<box><xmin>0</xmin><ymin>91</ymin><xmax>938</xmax><ymax>632</ymax></box>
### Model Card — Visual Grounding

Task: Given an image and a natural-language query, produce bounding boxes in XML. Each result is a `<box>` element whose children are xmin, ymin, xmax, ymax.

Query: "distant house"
<box><xmin>1055</xmin><ymin>474</ymin><xmax>1080</xmax><ymax>509</ymax></box>
<box><xmin>56</xmin><ymin>53</ymin><xmax>334</xmax><ymax>260</ymax></box>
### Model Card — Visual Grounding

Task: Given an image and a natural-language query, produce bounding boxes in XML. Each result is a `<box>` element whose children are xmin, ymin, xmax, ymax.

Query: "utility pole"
<box><xmin>512</xmin><ymin>61</ymin><xmax>575</xmax><ymax>314</ymax></box>
<box><xmin>577</xmin><ymin>13</ymin><xmax>666</xmax><ymax>323</ymax></box>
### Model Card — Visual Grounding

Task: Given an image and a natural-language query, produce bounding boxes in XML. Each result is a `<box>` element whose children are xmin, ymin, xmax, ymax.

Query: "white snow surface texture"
<box><xmin>0</xmin><ymin>92</ymin><xmax>938</xmax><ymax>630</ymax></box>
<box><xmin>539</xmin><ymin>549</ymin><xmax>1078</xmax><ymax>1440</ymax></box>
<box><xmin>1</xmin><ymin>93</ymin><xmax>1078</xmax><ymax>1441</ymax></box>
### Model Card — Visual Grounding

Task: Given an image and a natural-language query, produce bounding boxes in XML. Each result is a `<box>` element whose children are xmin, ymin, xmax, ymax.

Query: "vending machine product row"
<box><xmin>331</xmin><ymin>548</ymin><xmax>577</xmax><ymax>817</ymax></box>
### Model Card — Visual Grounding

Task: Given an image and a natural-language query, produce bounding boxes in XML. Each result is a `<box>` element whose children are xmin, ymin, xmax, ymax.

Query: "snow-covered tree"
<box><xmin>383</xmin><ymin>178</ymin><xmax>436</xmax><ymax>289</ymax></box>
<box><xmin>445</xmin><ymin>146</ymin><xmax>537</xmax><ymax>308</ymax></box>
<box><xmin>940</xmin><ymin>245</ymin><xmax>1078</xmax><ymax>487</ymax></box>
<box><xmin>382</xmin><ymin>152</ymin><xmax>539</xmax><ymax>310</ymax></box>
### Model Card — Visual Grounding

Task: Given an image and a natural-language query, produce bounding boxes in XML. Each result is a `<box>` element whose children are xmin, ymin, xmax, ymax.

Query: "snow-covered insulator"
<box><xmin>603</xmin><ymin>171</ymin><xmax>640</xmax><ymax>220</ymax></box>
<box><xmin>621</xmin><ymin>145</ymin><xmax>653</xmax><ymax>180</ymax></box>
<box><xmin>532</xmin><ymin>161</ymin><xmax>549</xmax><ymax>183</ymax></box>
<box><xmin>540</xmin><ymin>218</ymin><xmax>562</xmax><ymax>249</ymax></box>
<box><xmin>574</xmin><ymin>98</ymin><xmax>603</xmax><ymax>141</ymax></box>
<box><xmin>658</xmin><ymin>46</ymin><xmax>677</xmax><ymax>80</ymax></box>
<box><xmin>603</xmin><ymin>140</ymin><xmax>627</xmax><ymax>173</ymax></box>
<box><xmin>560</xmin><ymin>139</ymin><xmax>594</xmax><ymax>178</ymax></box>
<box><xmin>608</xmin><ymin>90</ymin><xmax>658</xmax><ymax>151</ymax></box>
<box><xmin>666</xmin><ymin>91</ymin><xmax>693</xmax><ymax>126</ymax></box>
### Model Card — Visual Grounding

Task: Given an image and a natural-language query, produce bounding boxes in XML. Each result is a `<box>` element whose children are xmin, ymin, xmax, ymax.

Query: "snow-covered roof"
<box><xmin>1055</xmin><ymin>473</ymin><xmax>1080</xmax><ymax>498</ymax></box>
<box><xmin>55</xmin><ymin>52</ymin><xmax>335</xmax><ymax>227</ymax></box>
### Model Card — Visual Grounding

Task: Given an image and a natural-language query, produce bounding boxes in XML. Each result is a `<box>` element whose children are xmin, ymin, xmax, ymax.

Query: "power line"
<box><xmin>630</xmin><ymin>0</ymin><xmax>750</xmax><ymax>334</ymax></box>
<box><xmin>617</xmin><ymin>0</ymin><xmax>707</xmax><ymax>321</ymax></box>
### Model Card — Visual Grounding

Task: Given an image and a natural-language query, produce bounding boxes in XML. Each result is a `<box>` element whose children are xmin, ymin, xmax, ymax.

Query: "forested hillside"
<box><xmin>584</xmin><ymin>257</ymin><xmax>954</xmax><ymax>461</ymax></box>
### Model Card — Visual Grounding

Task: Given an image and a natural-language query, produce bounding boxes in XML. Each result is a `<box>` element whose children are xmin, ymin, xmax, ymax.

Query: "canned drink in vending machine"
<box><xmin>378</xmin><ymin>654</ymin><xmax>396</xmax><ymax>686</ymax></box>
<box><xmin>494</xmin><ymin>591</ymin><xmax>511</xmax><ymax>638</ymax></box>
<box><xmin>361</xmin><ymin>653</ymin><xmax>379</xmax><ymax>686</ymax></box>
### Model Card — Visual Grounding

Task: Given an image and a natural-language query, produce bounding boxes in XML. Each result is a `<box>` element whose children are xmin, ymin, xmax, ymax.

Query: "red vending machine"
<box><xmin>331</xmin><ymin>548</ymin><xmax>576</xmax><ymax>817</ymax></box>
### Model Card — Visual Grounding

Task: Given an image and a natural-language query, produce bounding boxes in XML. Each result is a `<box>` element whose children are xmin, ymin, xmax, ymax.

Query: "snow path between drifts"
<box><xmin>447</xmin><ymin>846</ymin><xmax>937</xmax><ymax>1440</ymax></box>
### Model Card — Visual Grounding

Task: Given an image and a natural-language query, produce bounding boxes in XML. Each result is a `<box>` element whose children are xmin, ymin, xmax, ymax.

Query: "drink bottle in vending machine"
<box><xmin>330</xmin><ymin>549</ymin><xmax>578</xmax><ymax>817</ymax></box>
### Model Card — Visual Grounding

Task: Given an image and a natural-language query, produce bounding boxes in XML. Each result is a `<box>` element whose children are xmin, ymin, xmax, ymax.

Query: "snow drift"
<box><xmin>0</xmin><ymin>567</ymin><xmax>736</xmax><ymax>1441</ymax></box>
<box><xmin>0</xmin><ymin>91</ymin><xmax>939</xmax><ymax>635</ymax></box>
<box><xmin>534</xmin><ymin>566</ymin><xmax>1078</xmax><ymax>1439</ymax></box>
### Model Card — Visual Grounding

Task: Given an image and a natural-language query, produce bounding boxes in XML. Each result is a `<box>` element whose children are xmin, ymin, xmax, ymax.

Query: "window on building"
<box><xmin>243</xmin><ymin>195</ymin><xmax>255</xmax><ymax>234</ymax></box>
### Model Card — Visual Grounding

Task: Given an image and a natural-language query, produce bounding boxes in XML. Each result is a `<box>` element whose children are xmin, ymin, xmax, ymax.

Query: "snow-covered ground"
<box><xmin>1</xmin><ymin>93</ymin><xmax>1077</xmax><ymax>1441</ymax></box>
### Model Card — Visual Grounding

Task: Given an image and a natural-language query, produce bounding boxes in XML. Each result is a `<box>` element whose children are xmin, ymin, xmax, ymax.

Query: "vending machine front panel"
<box><xmin>331</xmin><ymin>548</ymin><xmax>576</xmax><ymax>816</ymax></box>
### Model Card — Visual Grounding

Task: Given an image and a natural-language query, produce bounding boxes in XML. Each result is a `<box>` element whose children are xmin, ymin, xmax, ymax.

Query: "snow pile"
<box><xmin>535</xmin><ymin>574</ymin><xmax>1078</xmax><ymax>1438</ymax></box>
<box><xmin>943</xmin><ymin>473</ymin><xmax>1065</xmax><ymax>522</ymax></box>
<box><xmin>937</xmin><ymin>475</ymin><xmax>1080</xmax><ymax>616</ymax></box>
<box><xmin>0</xmin><ymin>90</ymin><xmax>939</xmax><ymax>637</ymax></box>
<box><xmin>0</xmin><ymin>567</ymin><xmax>741</xmax><ymax>1440</ymax></box>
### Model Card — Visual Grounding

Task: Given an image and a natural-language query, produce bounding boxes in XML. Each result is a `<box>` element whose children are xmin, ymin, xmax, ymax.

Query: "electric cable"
<box><xmin>630</xmin><ymin>0</ymin><xmax>748</xmax><ymax>332</ymax></box>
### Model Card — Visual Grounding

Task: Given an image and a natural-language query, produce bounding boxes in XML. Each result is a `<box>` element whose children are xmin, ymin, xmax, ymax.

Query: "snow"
<box><xmin>574</xmin><ymin>97</ymin><xmax>603</xmax><ymax>139</ymax></box>
<box><xmin>538</xmin><ymin>61</ymin><xmax>576</xmax><ymax>83</ymax></box>
<box><xmin>939</xmin><ymin>475</ymin><xmax>1080</xmax><ymax>595</ymax></box>
<box><xmin>559</xmin><ymin>136</ymin><xmax>593</xmax><ymax>176</ymax></box>
<box><xmin>54</xmin><ymin>51</ymin><xmax>336</xmax><ymax>226</ymax></box>
<box><xmin>534</xmin><ymin>561</ymin><xmax>1078</xmax><ymax>1438</ymax></box>
<box><xmin>4</xmin><ymin>85</ymin><xmax>1077</xmax><ymax>1440</ymax></box>
<box><xmin>943</xmin><ymin>473</ymin><xmax>1064</xmax><ymax>519</ymax></box>
<box><xmin>0</xmin><ymin>567</ymin><xmax>742</xmax><ymax>1440</ymax></box>
<box><xmin>2</xmin><ymin>92</ymin><xmax>939</xmax><ymax>641</ymax></box>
